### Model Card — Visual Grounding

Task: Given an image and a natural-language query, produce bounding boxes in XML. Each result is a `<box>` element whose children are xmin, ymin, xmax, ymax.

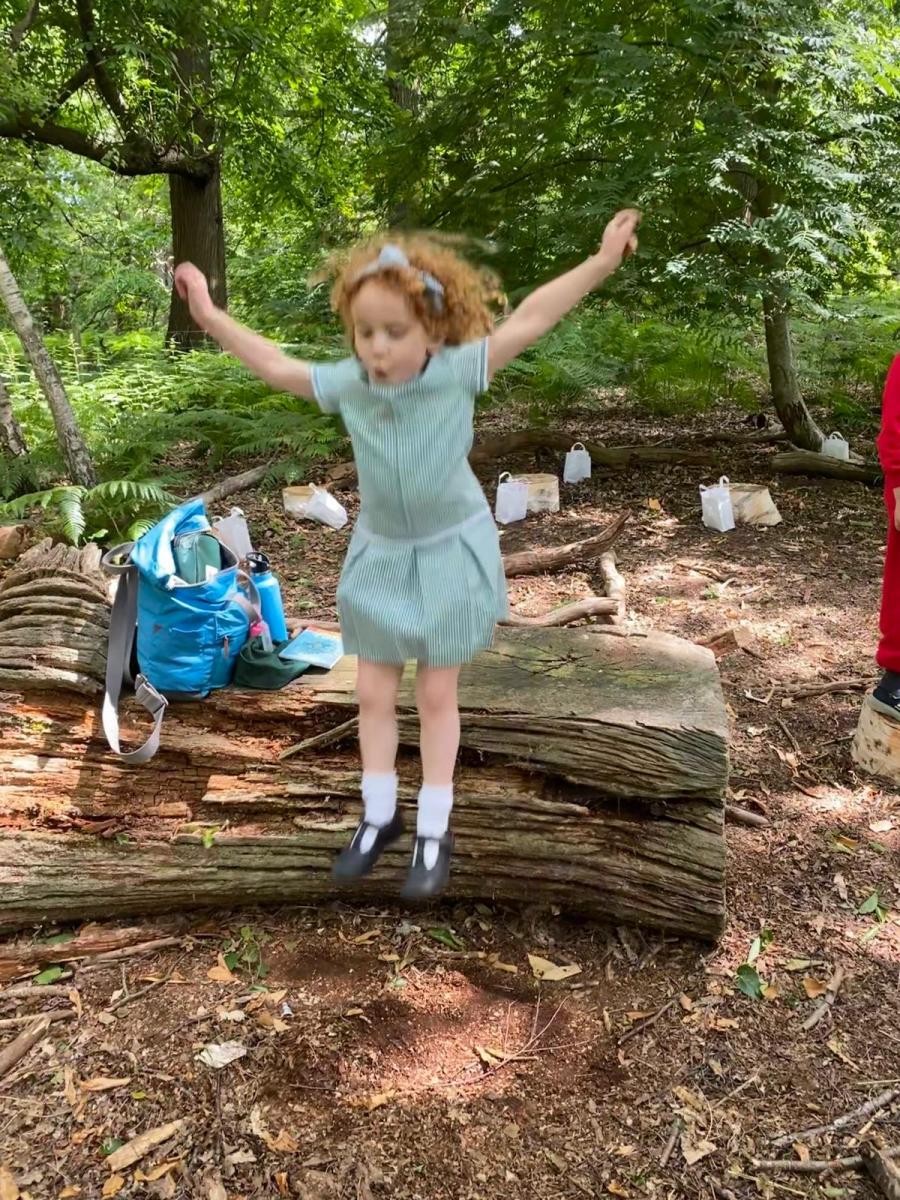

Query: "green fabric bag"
<box><xmin>233</xmin><ymin>636</ymin><xmax>309</xmax><ymax>691</ymax></box>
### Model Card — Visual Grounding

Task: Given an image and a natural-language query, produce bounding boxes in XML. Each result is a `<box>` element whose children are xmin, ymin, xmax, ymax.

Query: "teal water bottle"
<box><xmin>246</xmin><ymin>551</ymin><xmax>288</xmax><ymax>642</ymax></box>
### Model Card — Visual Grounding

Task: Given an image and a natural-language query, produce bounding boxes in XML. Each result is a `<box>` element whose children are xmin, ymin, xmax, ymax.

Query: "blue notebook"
<box><xmin>278</xmin><ymin>628</ymin><xmax>344</xmax><ymax>669</ymax></box>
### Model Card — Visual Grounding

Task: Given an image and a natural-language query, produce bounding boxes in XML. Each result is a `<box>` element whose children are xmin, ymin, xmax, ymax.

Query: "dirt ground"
<box><xmin>1</xmin><ymin>396</ymin><xmax>899</xmax><ymax>1200</ymax></box>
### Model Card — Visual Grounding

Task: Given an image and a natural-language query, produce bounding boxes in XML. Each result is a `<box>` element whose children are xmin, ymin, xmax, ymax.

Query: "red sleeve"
<box><xmin>876</xmin><ymin>354</ymin><xmax>900</xmax><ymax>482</ymax></box>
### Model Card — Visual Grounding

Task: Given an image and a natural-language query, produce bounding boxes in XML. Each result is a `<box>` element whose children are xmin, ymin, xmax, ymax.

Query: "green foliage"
<box><xmin>0</xmin><ymin>479</ymin><xmax>178</xmax><ymax>545</ymax></box>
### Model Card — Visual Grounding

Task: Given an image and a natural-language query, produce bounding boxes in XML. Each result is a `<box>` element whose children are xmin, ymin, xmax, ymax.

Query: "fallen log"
<box><xmin>502</xmin><ymin>512</ymin><xmax>629</xmax><ymax>577</ymax></box>
<box><xmin>325</xmin><ymin>432</ymin><xmax>722</xmax><ymax>489</ymax></box>
<box><xmin>198</xmin><ymin>464</ymin><xmax>272</xmax><ymax>508</ymax></box>
<box><xmin>0</xmin><ymin>538</ymin><xmax>729</xmax><ymax>939</ymax></box>
<box><xmin>772</xmin><ymin>450</ymin><xmax>880</xmax><ymax>484</ymax></box>
<box><xmin>504</xmin><ymin>597</ymin><xmax>618</xmax><ymax>626</ymax></box>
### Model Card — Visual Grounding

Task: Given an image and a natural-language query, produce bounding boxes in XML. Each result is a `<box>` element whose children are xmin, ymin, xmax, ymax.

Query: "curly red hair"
<box><xmin>313</xmin><ymin>233</ymin><xmax>504</xmax><ymax>345</ymax></box>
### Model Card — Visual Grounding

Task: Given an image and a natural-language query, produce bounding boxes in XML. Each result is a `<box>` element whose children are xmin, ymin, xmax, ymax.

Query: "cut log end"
<box><xmin>852</xmin><ymin>694</ymin><xmax>900</xmax><ymax>786</ymax></box>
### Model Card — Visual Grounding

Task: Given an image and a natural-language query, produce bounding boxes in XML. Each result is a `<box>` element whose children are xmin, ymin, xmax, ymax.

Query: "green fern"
<box><xmin>0</xmin><ymin>479</ymin><xmax>178</xmax><ymax>546</ymax></box>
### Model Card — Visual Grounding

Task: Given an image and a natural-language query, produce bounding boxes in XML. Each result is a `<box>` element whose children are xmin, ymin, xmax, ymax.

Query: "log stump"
<box><xmin>0</xmin><ymin>539</ymin><xmax>730</xmax><ymax>939</ymax></box>
<box><xmin>852</xmin><ymin>694</ymin><xmax>900</xmax><ymax>785</ymax></box>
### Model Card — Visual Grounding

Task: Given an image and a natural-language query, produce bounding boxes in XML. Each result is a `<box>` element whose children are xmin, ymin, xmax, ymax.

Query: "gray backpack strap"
<box><xmin>101</xmin><ymin>543</ymin><xmax>168</xmax><ymax>765</ymax></box>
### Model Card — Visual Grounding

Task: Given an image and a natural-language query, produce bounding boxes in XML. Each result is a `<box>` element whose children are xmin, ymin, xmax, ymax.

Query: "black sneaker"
<box><xmin>871</xmin><ymin>683</ymin><xmax>900</xmax><ymax>720</ymax></box>
<box><xmin>331</xmin><ymin>810</ymin><xmax>404</xmax><ymax>883</ymax></box>
<box><xmin>400</xmin><ymin>833</ymin><xmax>454</xmax><ymax>900</ymax></box>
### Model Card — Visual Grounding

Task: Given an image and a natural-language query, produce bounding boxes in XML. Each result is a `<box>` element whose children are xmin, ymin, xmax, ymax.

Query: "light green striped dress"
<box><xmin>311</xmin><ymin>338</ymin><xmax>508</xmax><ymax>667</ymax></box>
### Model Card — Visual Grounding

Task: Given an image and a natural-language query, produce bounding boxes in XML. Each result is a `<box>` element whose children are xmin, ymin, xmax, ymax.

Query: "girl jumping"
<box><xmin>174</xmin><ymin>209</ymin><xmax>639</xmax><ymax>899</ymax></box>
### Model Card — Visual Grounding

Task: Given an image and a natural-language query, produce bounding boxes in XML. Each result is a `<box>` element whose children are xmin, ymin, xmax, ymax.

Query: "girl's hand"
<box><xmin>597</xmin><ymin>209</ymin><xmax>641</xmax><ymax>270</ymax></box>
<box><xmin>173</xmin><ymin>261</ymin><xmax>214</xmax><ymax>327</ymax></box>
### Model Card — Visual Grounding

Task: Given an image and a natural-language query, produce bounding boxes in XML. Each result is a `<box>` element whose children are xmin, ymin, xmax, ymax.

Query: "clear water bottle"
<box><xmin>246</xmin><ymin>551</ymin><xmax>288</xmax><ymax>643</ymax></box>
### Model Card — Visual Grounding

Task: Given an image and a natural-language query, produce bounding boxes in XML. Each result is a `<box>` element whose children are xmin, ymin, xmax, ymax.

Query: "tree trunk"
<box><xmin>166</xmin><ymin>163</ymin><xmax>227</xmax><ymax>349</ymax></box>
<box><xmin>0</xmin><ymin>245</ymin><xmax>96</xmax><ymax>486</ymax></box>
<box><xmin>762</xmin><ymin>293</ymin><xmax>826</xmax><ymax>452</ymax></box>
<box><xmin>165</xmin><ymin>42</ymin><xmax>226</xmax><ymax>350</ymax></box>
<box><xmin>385</xmin><ymin>0</ymin><xmax>422</xmax><ymax>225</ymax></box>
<box><xmin>0</xmin><ymin>373</ymin><xmax>27</xmax><ymax>457</ymax></box>
<box><xmin>772</xmin><ymin>449</ymin><xmax>880</xmax><ymax>484</ymax></box>
<box><xmin>0</xmin><ymin>539</ymin><xmax>729</xmax><ymax>940</ymax></box>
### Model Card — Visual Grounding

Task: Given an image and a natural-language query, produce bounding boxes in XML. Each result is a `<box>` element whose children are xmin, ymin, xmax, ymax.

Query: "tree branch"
<box><xmin>46</xmin><ymin>62</ymin><xmax>94</xmax><ymax>117</ymax></box>
<box><xmin>74</xmin><ymin>0</ymin><xmax>131</xmax><ymax>131</ymax></box>
<box><xmin>8</xmin><ymin>0</ymin><xmax>40</xmax><ymax>50</ymax></box>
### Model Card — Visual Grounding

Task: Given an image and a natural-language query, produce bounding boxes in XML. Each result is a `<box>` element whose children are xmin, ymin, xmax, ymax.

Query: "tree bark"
<box><xmin>762</xmin><ymin>293</ymin><xmax>827</xmax><ymax>452</ymax></box>
<box><xmin>0</xmin><ymin>245</ymin><xmax>96</xmax><ymax>486</ymax></box>
<box><xmin>166</xmin><ymin>163</ymin><xmax>227</xmax><ymax>349</ymax></box>
<box><xmin>0</xmin><ymin>372</ymin><xmax>27</xmax><ymax>456</ymax></box>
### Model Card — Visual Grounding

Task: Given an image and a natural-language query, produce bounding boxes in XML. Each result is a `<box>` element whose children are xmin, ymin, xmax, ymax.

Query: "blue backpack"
<box><xmin>101</xmin><ymin>497</ymin><xmax>259</xmax><ymax>763</ymax></box>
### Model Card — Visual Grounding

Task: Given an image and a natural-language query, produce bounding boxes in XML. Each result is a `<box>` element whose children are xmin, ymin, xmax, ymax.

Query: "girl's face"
<box><xmin>350</xmin><ymin>279</ymin><xmax>442</xmax><ymax>386</ymax></box>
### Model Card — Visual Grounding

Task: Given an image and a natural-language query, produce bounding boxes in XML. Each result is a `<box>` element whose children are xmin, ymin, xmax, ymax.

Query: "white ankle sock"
<box><xmin>417</xmin><ymin>784</ymin><xmax>453</xmax><ymax>869</ymax></box>
<box><xmin>360</xmin><ymin>772</ymin><xmax>397</xmax><ymax>853</ymax></box>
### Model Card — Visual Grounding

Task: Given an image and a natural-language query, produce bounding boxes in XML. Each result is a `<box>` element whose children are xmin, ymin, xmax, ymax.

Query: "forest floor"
<box><xmin>1</xmin><ymin>395</ymin><xmax>899</xmax><ymax>1200</ymax></box>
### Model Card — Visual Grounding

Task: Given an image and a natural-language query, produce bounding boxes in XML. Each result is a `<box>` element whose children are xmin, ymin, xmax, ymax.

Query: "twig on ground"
<box><xmin>0</xmin><ymin>1016</ymin><xmax>51</xmax><ymax>1081</ymax></box>
<box><xmin>660</xmin><ymin>1118</ymin><xmax>681</xmax><ymax>1168</ymax></box>
<box><xmin>773</xmin><ymin>1089</ymin><xmax>899</xmax><ymax>1150</ymax></box>
<box><xmin>76</xmin><ymin>937</ymin><xmax>183</xmax><ymax>970</ymax></box>
<box><xmin>783</xmin><ymin>678</ymin><xmax>870</xmax><ymax>700</ymax></box>
<box><xmin>754</xmin><ymin>1145</ymin><xmax>900</xmax><ymax>1177</ymax></box>
<box><xmin>279</xmin><ymin>716</ymin><xmax>359</xmax><ymax>760</ymax></box>
<box><xmin>0</xmin><ymin>1008</ymin><xmax>76</xmax><ymax>1030</ymax></box>
<box><xmin>618</xmin><ymin>996</ymin><xmax>680</xmax><ymax>1046</ymax></box>
<box><xmin>801</xmin><ymin>964</ymin><xmax>846</xmax><ymax>1031</ymax></box>
<box><xmin>726</xmin><ymin>805</ymin><xmax>771</xmax><ymax>829</ymax></box>
<box><xmin>776</xmin><ymin>717</ymin><xmax>801</xmax><ymax>755</ymax></box>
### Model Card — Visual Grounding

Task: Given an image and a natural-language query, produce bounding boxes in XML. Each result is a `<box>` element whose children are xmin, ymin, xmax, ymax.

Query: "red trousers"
<box><xmin>878</xmin><ymin>480</ymin><xmax>900</xmax><ymax>673</ymax></box>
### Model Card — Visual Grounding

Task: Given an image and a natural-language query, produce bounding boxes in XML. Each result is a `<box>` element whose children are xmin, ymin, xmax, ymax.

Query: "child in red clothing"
<box><xmin>873</xmin><ymin>354</ymin><xmax>900</xmax><ymax>716</ymax></box>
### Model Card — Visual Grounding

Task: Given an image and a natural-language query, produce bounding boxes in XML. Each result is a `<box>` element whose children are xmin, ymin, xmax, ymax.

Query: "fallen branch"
<box><xmin>0</xmin><ymin>924</ymin><xmax>179</xmax><ymax>982</ymax></box>
<box><xmin>754</xmin><ymin>1145</ymin><xmax>900</xmax><ymax>1177</ymax></box>
<box><xmin>0</xmin><ymin>1016</ymin><xmax>51</xmax><ymax>1081</ymax></box>
<box><xmin>862</xmin><ymin>1143</ymin><xmax>900</xmax><ymax>1200</ymax></box>
<box><xmin>772</xmin><ymin>450</ymin><xmax>880</xmax><ymax>485</ymax></box>
<box><xmin>503</xmin><ymin>597</ymin><xmax>618</xmax><ymax>626</ymax></box>
<box><xmin>78</xmin><ymin>936</ymin><xmax>183</xmax><ymax>967</ymax></box>
<box><xmin>502</xmin><ymin>512</ymin><xmax>630</xmax><ymax>578</ymax></box>
<box><xmin>725</xmin><ymin>805</ymin><xmax>771</xmax><ymax>829</ymax></box>
<box><xmin>325</xmin><ymin>432</ymin><xmax>722</xmax><ymax>489</ymax></box>
<box><xmin>784</xmin><ymin>678</ymin><xmax>871</xmax><ymax>700</ymax></box>
<box><xmin>598</xmin><ymin>551</ymin><xmax>626</xmax><ymax>624</ymax></box>
<box><xmin>801</xmin><ymin>964</ymin><xmax>846</xmax><ymax>1031</ymax></box>
<box><xmin>279</xmin><ymin>716</ymin><xmax>359</xmax><ymax>761</ymax></box>
<box><xmin>773</xmin><ymin>1088</ymin><xmax>900</xmax><ymax>1150</ymax></box>
<box><xmin>0</xmin><ymin>984</ymin><xmax>73</xmax><ymax>1002</ymax></box>
<box><xmin>660</xmin><ymin>1118</ymin><xmax>682</xmax><ymax>1168</ymax></box>
<box><xmin>0</xmin><ymin>1008</ymin><xmax>76</xmax><ymax>1030</ymax></box>
<box><xmin>197</xmin><ymin>464</ymin><xmax>272</xmax><ymax>508</ymax></box>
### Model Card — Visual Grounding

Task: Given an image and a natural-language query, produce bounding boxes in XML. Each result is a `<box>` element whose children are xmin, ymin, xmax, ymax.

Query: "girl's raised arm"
<box><xmin>174</xmin><ymin>262</ymin><xmax>315</xmax><ymax>400</ymax></box>
<box><xmin>487</xmin><ymin>209</ymin><xmax>640</xmax><ymax>378</ymax></box>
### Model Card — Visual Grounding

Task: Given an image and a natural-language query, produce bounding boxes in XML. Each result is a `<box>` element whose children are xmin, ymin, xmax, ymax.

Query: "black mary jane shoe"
<box><xmin>400</xmin><ymin>832</ymin><xmax>454</xmax><ymax>900</ymax></box>
<box><xmin>331</xmin><ymin>810</ymin><xmax>404</xmax><ymax>883</ymax></box>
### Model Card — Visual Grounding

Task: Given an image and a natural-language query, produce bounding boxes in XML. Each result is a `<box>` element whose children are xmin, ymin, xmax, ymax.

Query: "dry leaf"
<box><xmin>203</xmin><ymin>1174</ymin><xmax>226</xmax><ymax>1200</ymax></box>
<box><xmin>58</xmin><ymin>1188</ymin><xmax>81</xmax><ymax>1198</ymax></box>
<box><xmin>803</xmin><ymin>976</ymin><xmax>827</xmax><ymax>999</ymax></box>
<box><xmin>264</xmin><ymin>989</ymin><xmax>287</xmax><ymax>1006</ymax></box>
<box><xmin>68</xmin><ymin>988</ymin><xmax>83</xmax><ymax>1018</ymax></box>
<box><xmin>626</xmin><ymin>1010</ymin><xmax>653</xmax><ymax>1022</ymax></box>
<box><xmin>197</xmin><ymin>1041</ymin><xmax>246</xmax><ymax>1069</ymax></box>
<box><xmin>608</xmin><ymin>1183</ymin><xmax>630</xmax><ymax>1197</ymax></box>
<box><xmin>647</xmin><ymin>498</ymin><xmax>662</xmax><ymax>511</ymax></box>
<box><xmin>264</xmin><ymin>1130</ymin><xmax>299</xmax><ymax>1154</ymax></box>
<box><xmin>207</xmin><ymin>954</ymin><xmax>236</xmax><ymax>984</ymax></box>
<box><xmin>362</xmin><ymin>1091</ymin><xmax>394</xmax><ymax>1111</ymax></box>
<box><xmin>834</xmin><ymin>836</ymin><xmax>859</xmax><ymax>853</ymax></box>
<box><xmin>63</xmin><ymin>1067</ymin><xmax>78</xmax><ymax>1107</ymax></box>
<box><xmin>274</xmin><ymin>1173</ymin><xmax>290</xmax><ymax>1198</ymax></box>
<box><xmin>475</xmin><ymin>1045</ymin><xmax>505</xmax><ymax>1067</ymax></box>
<box><xmin>673</xmin><ymin>1086</ymin><xmax>707</xmax><ymax>1113</ymax></box>
<box><xmin>869</xmin><ymin>819</ymin><xmax>894</xmax><ymax>834</ymax></box>
<box><xmin>826</xmin><ymin>1037</ymin><xmax>857</xmax><ymax>1068</ymax></box>
<box><xmin>105</xmin><ymin>1119</ymin><xmax>186</xmax><ymax>1172</ymax></box>
<box><xmin>101</xmin><ymin>1176</ymin><xmax>124</xmax><ymax>1198</ymax></box>
<box><xmin>80</xmin><ymin>1077</ymin><xmax>131</xmax><ymax>1093</ymax></box>
<box><xmin>0</xmin><ymin>1166</ymin><xmax>19</xmax><ymax>1200</ymax></box>
<box><xmin>681</xmin><ymin>1135</ymin><xmax>717</xmax><ymax>1166</ymax></box>
<box><xmin>763</xmin><ymin>982</ymin><xmax>781</xmax><ymax>1001</ymax></box>
<box><xmin>793</xmin><ymin>1143</ymin><xmax>811</xmax><ymax>1163</ymax></box>
<box><xmin>352</xmin><ymin>931</ymin><xmax>380</xmax><ymax>945</ymax></box>
<box><xmin>135</xmin><ymin>1161</ymin><xmax>180</xmax><ymax>1183</ymax></box>
<box><xmin>679</xmin><ymin>994</ymin><xmax>694</xmax><ymax>1011</ymax></box>
<box><xmin>784</xmin><ymin>958</ymin><xmax>813</xmax><ymax>972</ymax></box>
<box><xmin>713</xmin><ymin>1017</ymin><xmax>739</xmax><ymax>1030</ymax></box>
<box><xmin>834</xmin><ymin>873</ymin><xmax>849</xmax><ymax>901</ymax></box>
<box><xmin>527</xmin><ymin>954</ymin><xmax>581</xmax><ymax>982</ymax></box>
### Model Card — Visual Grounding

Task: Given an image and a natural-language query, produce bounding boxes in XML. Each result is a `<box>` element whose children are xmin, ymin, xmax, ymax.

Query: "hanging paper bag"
<box><xmin>494</xmin><ymin>471</ymin><xmax>528</xmax><ymax>525</ymax></box>
<box><xmin>563</xmin><ymin>442</ymin><xmax>592</xmax><ymax>484</ymax></box>
<box><xmin>699</xmin><ymin>475</ymin><xmax>735</xmax><ymax>533</ymax></box>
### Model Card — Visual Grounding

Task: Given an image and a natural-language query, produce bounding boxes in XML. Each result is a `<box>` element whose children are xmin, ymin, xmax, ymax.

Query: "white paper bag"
<box><xmin>495</xmin><ymin>471</ymin><xmax>528</xmax><ymax>525</ymax></box>
<box><xmin>212</xmin><ymin>506</ymin><xmax>254</xmax><ymax>560</ymax></box>
<box><xmin>563</xmin><ymin>442</ymin><xmax>591</xmax><ymax>484</ymax></box>
<box><xmin>699</xmin><ymin>475</ymin><xmax>735</xmax><ymax>533</ymax></box>
<box><xmin>821</xmin><ymin>431</ymin><xmax>850</xmax><ymax>461</ymax></box>
<box><xmin>303</xmin><ymin>485</ymin><xmax>348</xmax><ymax>530</ymax></box>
